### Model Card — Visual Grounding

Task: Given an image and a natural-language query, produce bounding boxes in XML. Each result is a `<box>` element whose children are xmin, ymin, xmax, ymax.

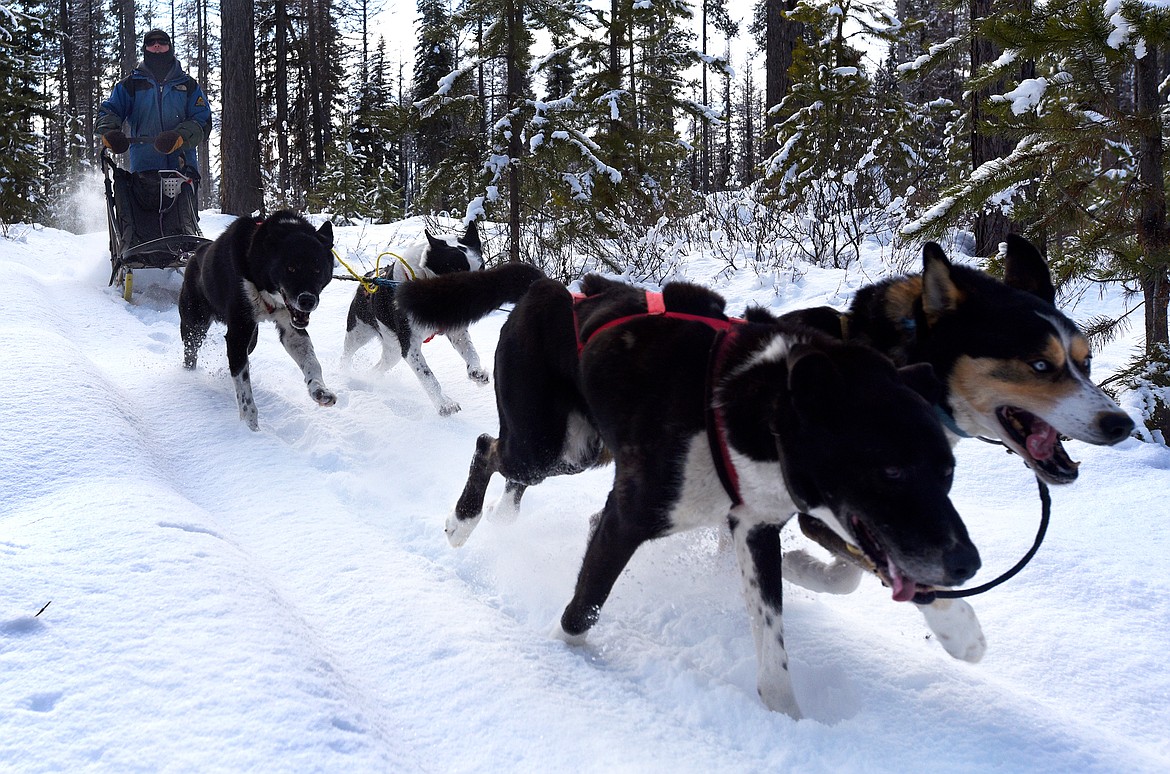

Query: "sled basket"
<box><xmin>102</xmin><ymin>149</ymin><xmax>211</xmax><ymax>285</ymax></box>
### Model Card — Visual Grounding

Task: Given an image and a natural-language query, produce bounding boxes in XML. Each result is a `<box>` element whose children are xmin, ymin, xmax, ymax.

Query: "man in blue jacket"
<box><xmin>96</xmin><ymin>30</ymin><xmax>212</xmax><ymax>175</ymax></box>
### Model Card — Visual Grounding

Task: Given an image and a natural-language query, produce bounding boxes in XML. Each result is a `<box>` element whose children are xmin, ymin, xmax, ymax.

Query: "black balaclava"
<box><xmin>142</xmin><ymin>29</ymin><xmax>175</xmax><ymax>82</ymax></box>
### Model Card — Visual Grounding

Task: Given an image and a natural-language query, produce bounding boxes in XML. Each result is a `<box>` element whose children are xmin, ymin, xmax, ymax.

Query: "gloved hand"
<box><xmin>102</xmin><ymin>130</ymin><xmax>130</xmax><ymax>154</ymax></box>
<box><xmin>175</xmin><ymin>120</ymin><xmax>205</xmax><ymax>148</ymax></box>
<box><xmin>154</xmin><ymin>130</ymin><xmax>183</xmax><ymax>154</ymax></box>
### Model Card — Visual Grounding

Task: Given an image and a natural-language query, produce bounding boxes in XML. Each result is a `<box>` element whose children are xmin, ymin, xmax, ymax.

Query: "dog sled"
<box><xmin>101</xmin><ymin>141</ymin><xmax>210</xmax><ymax>301</ymax></box>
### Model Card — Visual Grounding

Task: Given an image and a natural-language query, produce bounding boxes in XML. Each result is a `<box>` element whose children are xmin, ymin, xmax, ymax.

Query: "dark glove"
<box><xmin>175</xmin><ymin>120</ymin><xmax>205</xmax><ymax>149</ymax></box>
<box><xmin>154</xmin><ymin>130</ymin><xmax>183</xmax><ymax>154</ymax></box>
<box><xmin>102</xmin><ymin>130</ymin><xmax>129</xmax><ymax>154</ymax></box>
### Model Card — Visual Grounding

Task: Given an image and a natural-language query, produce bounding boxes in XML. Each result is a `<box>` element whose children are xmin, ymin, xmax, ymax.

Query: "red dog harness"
<box><xmin>573</xmin><ymin>290</ymin><xmax>745</xmax><ymax>506</ymax></box>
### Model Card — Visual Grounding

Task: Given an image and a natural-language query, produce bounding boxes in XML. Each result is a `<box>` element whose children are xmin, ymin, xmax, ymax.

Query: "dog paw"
<box><xmin>309</xmin><ymin>384</ymin><xmax>336</xmax><ymax>406</ymax></box>
<box><xmin>919</xmin><ymin>598</ymin><xmax>986</xmax><ymax>663</ymax></box>
<box><xmin>487</xmin><ymin>494</ymin><xmax>522</xmax><ymax>524</ymax></box>
<box><xmin>438</xmin><ymin>400</ymin><xmax>461</xmax><ymax>416</ymax></box>
<box><xmin>445</xmin><ymin>511</ymin><xmax>481</xmax><ymax>547</ymax></box>
<box><xmin>756</xmin><ymin>677</ymin><xmax>803</xmax><ymax>719</ymax></box>
<box><xmin>240</xmin><ymin>411</ymin><xmax>260</xmax><ymax>432</ymax></box>
<box><xmin>468</xmin><ymin>367</ymin><xmax>490</xmax><ymax>384</ymax></box>
<box><xmin>551</xmin><ymin>622</ymin><xmax>588</xmax><ymax>647</ymax></box>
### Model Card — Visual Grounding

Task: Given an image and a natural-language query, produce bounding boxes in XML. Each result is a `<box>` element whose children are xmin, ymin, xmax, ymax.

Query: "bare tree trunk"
<box><xmin>275</xmin><ymin>0</ymin><xmax>290</xmax><ymax>198</ymax></box>
<box><xmin>220</xmin><ymin>0</ymin><xmax>263</xmax><ymax>216</ymax></box>
<box><xmin>762</xmin><ymin>0</ymin><xmax>800</xmax><ymax>160</ymax></box>
<box><xmin>1134</xmin><ymin>43</ymin><xmax>1170</xmax><ymax>437</ymax></box>
<box><xmin>970</xmin><ymin>0</ymin><xmax>1033</xmax><ymax>255</ymax></box>
<box><xmin>115</xmin><ymin>0</ymin><xmax>135</xmax><ymax>77</ymax></box>
<box><xmin>506</xmin><ymin>0</ymin><xmax>525</xmax><ymax>262</ymax></box>
<box><xmin>196</xmin><ymin>0</ymin><xmax>212</xmax><ymax>207</ymax></box>
<box><xmin>700</xmin><ymin>1</ymin><xmax>709</xmax><ymax>194</ymax></box>
<box><xmin>1136</xmin><ymin>45</ymin><xmax>1170</xmax><ymax>350</ymax></box>
<box><xmin>60</xmin><ymin>0</ymin><xmax>76</xmax><ymax>120</ymax></box>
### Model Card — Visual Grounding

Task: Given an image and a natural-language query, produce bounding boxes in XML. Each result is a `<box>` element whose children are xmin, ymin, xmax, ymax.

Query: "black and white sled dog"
<box><xmin>448</xmin><ymin>275</ymin><xmax>980</xmax><ymax>717</ymax></box>
<box><xmin>179</xmin><ymin>210</ymin><xmax>336</xmax><ymax>431</ymax></box>
<box><xmin>341</xmin><ymin>221</ymin><xmax>539</xmax><ymax>415</ymax></box>
<box><xmin>777</xmin><ymin>236</ymin><xmax>1136</xmax><ymax>662</ymax></box>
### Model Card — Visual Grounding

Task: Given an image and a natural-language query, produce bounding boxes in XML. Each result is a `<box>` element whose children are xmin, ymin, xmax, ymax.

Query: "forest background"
<box><xmin>1</xmin><ymin>0</ymin><xmax>1169</xmax><ymax>440</ymax></box>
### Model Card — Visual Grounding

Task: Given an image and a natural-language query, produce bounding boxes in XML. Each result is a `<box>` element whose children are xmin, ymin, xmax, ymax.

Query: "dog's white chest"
<box><xmin>242</xmin><ymin>280</ymin><xmax>287</xmax><ymax>322</ymax></box>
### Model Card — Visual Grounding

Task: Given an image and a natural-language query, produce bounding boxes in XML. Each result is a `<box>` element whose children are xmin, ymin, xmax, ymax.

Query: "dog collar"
<box><xmin>934</xmin><ymin>403</ymin><xmax>974</xmax><ymax>438</ymax></box>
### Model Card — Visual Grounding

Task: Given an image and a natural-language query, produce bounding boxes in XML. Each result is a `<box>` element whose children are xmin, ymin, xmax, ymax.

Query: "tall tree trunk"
<box><xmin>276</xmin><ymin>0</ymin><xmax>290</xmax><ymax>199</ymax></box>
<box><xmin>115</xmin><ymin>0</ymin><xmax>135</xmax><ymax>78</ymax></box>
<box><xmin>970</xmin><ymin>0</ymin><xmax>1032</xmax><ymax>255</ymax></box>
<box><xmin>59</xmin><ymin>0</ymin><xmax>76</xmax><ymax>121</ymax></box>
<box><xmin>1136</xmin><ymin>45</ymin><xmax>1170</xmax><ymax>350</ymax></box>
<box><xmin>700</xmin><ymin>1</ymin><xmax>709</xmax><ymax>194</ymax></box>
<box><xmin>763</xmin><ymin>0</ymin><xmax>800</xmax><ymax>160</ymax></box>
<box><xmin>196</xmin><ymin>0</ymin><xmax>212</xmax><ymax>207</ymax></box>
<box><xmin>1135</xmin><ymin>43</ymin><xmax>1170</xmax><ymax>438</ymax></box>
<box><xmin>220</xmin><ymin>0</ymin><xmax>263</xmax><ymax>216</ymax></box>
<box><xmin>506</xmin><ymin>0</ymin><xmax>525</xmax><ymax>262</ymax></box>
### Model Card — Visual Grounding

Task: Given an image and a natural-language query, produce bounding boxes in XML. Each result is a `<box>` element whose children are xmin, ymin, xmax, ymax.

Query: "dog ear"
<box><xmin>463</xmin><ymin>219</ymin><xmax>481</xmax><ymax>251</ymax></box>
<box><xmin>426</xmin><ymin>231</ymin><xmax>443</xmax><ymax>250</ymax></box>
<box><xmin>897</xmin><ymin>362</ymin><xmax>945</xmax><ymax>407</ymax></box>
<box><xmin>921</xmin><ymin>242</ymin><xmax>961</xmax><ymax>323</ymax></box>
<box><xmin>1003</xmin><ymin>234</ymin><xmax>1056</xmax><ymax>305</ymax></box>
<box><xmin>316</xmin><ymin>221</ymin><xmax>333</xmax><ymax>247</ymax></box>
<box><xmin>787</xmin><ymin>346</ymin><xmax>842</xmax><ymax>422</ymax></box>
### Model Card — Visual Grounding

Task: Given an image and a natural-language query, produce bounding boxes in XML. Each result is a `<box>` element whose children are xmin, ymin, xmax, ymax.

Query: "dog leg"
<box><xmin>488</xmin><ymin>481</ymin><xmax>527</xmax><ymax>524</ymax></box>
<box><xmin>447</xmin><ymin>434</ymin><xmax>499</xmax><ymax>546</ymax></box>
<box><xmin>405</xmin><ymin>333</ymin><xmax>460</xmax><ymax>415</ymax></box>
<box><xmin>178</xmin><ymin>290</ymin><xmax>211</xmax><ymax>370</ymax></box>
<box><xmin>373</xmin><ymin>321</ymin><xmax>404</xmax><ymax>372</ymax></box>
<box><xmin>224</xmin><ymin>321</ymin><xmax>261</xmax><ymax>431</ymax></box>
<box><xmin>781</xmin><ymin>550</ymin><xmax>863</xmax><ymax>594</ymax></box>
<box><xmin>444</xmin><ymin>328</ymin><xmax>489</xmax><ymax>384</ymax></box>
<box><xmin>232</xmin><ymin>365</ymin><xmax>260</xmax><ymax>431</ymax></box>
<box><xmin>275</xmin><ymin>320</ymin><xmax>336</xmax><ymax>407</ymax></box>
<box><xmin>340</xmin><ymin>321</ymin><xmax>378</xmax><ymax>370</ymax></box>
<box><xmin>555</xmin><ymin>490</ymin><xmax>649</xmax><ymax>643</ymax></box>
<box><xmin>733</xmin><ymin>516</ymin><xmax>801</xmax><ymax>718</ymax></box>
<box><xmin>917</xmin><ymin>598</ymin><xmax>986</xmax><ymax>663</ymax></box>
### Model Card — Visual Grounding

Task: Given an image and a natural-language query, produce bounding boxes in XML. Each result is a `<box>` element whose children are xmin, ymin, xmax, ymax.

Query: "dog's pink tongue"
<box><xmin>887</xmin><ymin>558</ymin><xmax>917</xmax><ymax>602</ymax></box>
<box><xmin>1026</xmin><ymin>419</ymin><xmax>1058</xmax><ymax>461</ymax></box>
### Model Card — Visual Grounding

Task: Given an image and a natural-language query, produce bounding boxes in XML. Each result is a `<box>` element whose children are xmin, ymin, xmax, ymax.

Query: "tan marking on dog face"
<box><xmin>884</xmin><ymin>277</ymin><xmax>923</xmax><ymax>321</ymax></box>
<box><xmin>1069</xmin><ymin>335</ymin><xmax>1091</xmax><ymax>370</ymax></box>
<box><xmin>950</xmin><ymin>346</ymin><xmax>1082</xmax><ymax>420</ymax></box>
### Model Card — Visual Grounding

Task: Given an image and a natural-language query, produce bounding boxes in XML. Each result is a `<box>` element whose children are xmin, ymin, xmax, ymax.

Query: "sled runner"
<box><xmin>101</xmin><ymin>141</ymin><xmax>210</xmax><ymax>301</ymax></box>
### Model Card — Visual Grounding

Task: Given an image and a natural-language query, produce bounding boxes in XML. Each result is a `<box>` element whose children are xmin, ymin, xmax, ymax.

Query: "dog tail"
<box><xmin>395</xmin><ymin>261</ymin><xmax>546</xmax><ymax>329</ymax></box>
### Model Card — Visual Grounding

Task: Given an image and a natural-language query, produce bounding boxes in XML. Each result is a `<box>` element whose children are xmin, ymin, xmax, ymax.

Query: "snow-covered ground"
<box><xmin>1</xmin><ymin>211</ymin><xmax>1167</xmax><ymax>772</ymax></box>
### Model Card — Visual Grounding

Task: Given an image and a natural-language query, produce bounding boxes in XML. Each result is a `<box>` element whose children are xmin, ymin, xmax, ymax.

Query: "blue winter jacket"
<box><xmin>97</xmin><ymin>60</ymin><xmax>212</xmax><ymax>174</ymax></box>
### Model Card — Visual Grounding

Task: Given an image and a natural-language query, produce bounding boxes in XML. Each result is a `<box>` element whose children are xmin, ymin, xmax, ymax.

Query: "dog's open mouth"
<box><xmin>996</xmin><ymin>406</ymin><xmax>1079</xmax><ymax>484</ymax></box>
<box><xmin>850</xmin><ymin>516</ymin><xmax>933</xmax><ymax>603</ymax></box>
<box><xmin>283</xmin><ymin>294</ymin><xmax>312</xmax><ymax>330</ymax></box>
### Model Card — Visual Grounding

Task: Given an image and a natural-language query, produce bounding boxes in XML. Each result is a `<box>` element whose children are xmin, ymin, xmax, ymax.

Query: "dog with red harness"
<box><xmin>447</xmin><ymin>274</ymin><xmax>979</xmax><ymax>716</ymax></box>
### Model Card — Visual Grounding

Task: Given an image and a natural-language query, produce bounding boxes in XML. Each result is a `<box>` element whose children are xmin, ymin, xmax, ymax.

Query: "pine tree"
<box><xmin>762</xmin><ymin>0</ymin><xmax>908</xmax><ymax>266</ymax></box>
<box><xmin>0</xmin><ymin>3</ymin><xmax>51</xmax><ymax>229</ymax></box>
<box><xmin>904</xmin><ymin>0</ymin><xmax>1170</xmax><ymax>441</ymax></box>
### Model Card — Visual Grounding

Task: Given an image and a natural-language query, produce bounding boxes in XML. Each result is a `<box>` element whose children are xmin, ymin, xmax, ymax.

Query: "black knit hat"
<box><xmin>142</xmin><ymin>29</ymin><xmax>171</xmax><ymax>52</ymax></box>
